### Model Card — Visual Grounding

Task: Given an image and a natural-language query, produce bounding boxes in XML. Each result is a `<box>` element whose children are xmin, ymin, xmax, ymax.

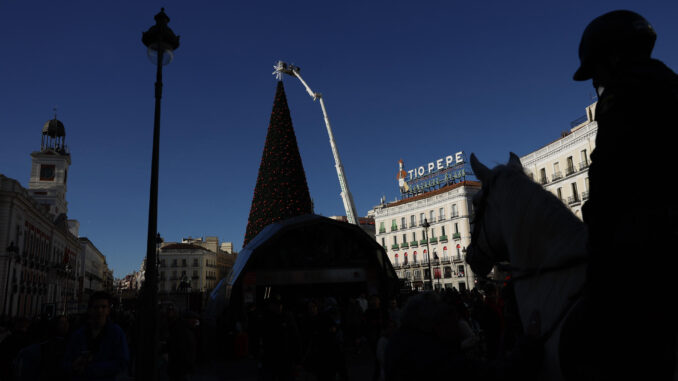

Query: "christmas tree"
<box><xmin>243</xmin><ymin>80</ymin><xmax>314</xmax><ymax>247</ymax></box>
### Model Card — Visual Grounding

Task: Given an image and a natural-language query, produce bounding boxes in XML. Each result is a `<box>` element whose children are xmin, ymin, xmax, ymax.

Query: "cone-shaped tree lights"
<box><xmin>243</xmin><ymin>80</ymin><xmax>313</xmax><ymax>247</ymax></box>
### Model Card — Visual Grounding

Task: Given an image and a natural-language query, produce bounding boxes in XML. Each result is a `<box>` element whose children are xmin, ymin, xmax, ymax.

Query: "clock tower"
<box><xmin>28</xmin><ymin>116</ymin><xmax>71</xmax><ymax>217</ymax></box>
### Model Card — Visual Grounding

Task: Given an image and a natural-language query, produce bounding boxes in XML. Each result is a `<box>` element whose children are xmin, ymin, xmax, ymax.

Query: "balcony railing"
<box><xmin>579</xmin><ymin>161</ymin><xmax>590</xmax><ymax>170</ymax></box>
<box><xmin>568</xmin><ymin>195</ymin><xmax>581</xmax><ymax>206</ymax></box>
<box><xmin>582</xmin><ymin>191</ymin><xmax>589</xmax><ymax>201</ymax></box>
<box><xmin>429</xmin><ymin>237</ymin><xmax>438</xmax><ymax>244</ymax></box>
<box><xmin>419</xmin><ymin>239</ymin><xmax>428</xmax><ymax>245</ymax></box>
<box><xmin>391</xmin><ymin>244</ymin><xmax>399</xmax><ymax>250</ymax></box>
<box><xmin>539</xmin><ymin>177</ymin><xmax>548</xmax><ymax>185</ymax></box>
<box><xmin>400</xmin><ymin>242</ymin><xmax>409</xmax><ymax>249</ymax></box>
<box><xmin>565</xmin><ymin>166</ymin><xmax>576</xmax><ymax>176</ymax></box>
<box><xmin>409</xmin><ymin>241</ymin><xmax>418</xmax><ymax>247</ymax></box>
<box><xmin>552</xmin><ymin>172</ymin><xmax>563</xmax><ymax>181</ymax></box>
<box><xmin>453</xmin><ymin>232</ymin><xmax>461</xmax><ymax>240</ymax></box>
<box><xmin>441</xmin><ymin>258</ymin><xmax>451</xmax><ymax>264</ymax></box>
<box><xmin>439</xmin><ymin>235</ymin><xmax>448</xmax><ymax>242</ymax></box>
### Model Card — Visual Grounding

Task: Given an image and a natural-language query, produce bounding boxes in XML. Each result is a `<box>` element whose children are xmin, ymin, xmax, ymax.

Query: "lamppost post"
<box><xmin>422</xmin><ymin>219</ymin><xmax>434</xmax><ymax>291</ymax></box>
<box><xmin>138</xmin><ymin>9</ymin><xmax>179</xmax><ymax>381</ymax></box>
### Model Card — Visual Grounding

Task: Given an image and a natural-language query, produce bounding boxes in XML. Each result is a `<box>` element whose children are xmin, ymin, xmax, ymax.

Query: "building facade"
<box><xmin>158</xmin><ymin>236</ymin><xmax>236</xmax><ymax>293</ymax></box>
<box><xmin>520</xmin><ymin>103</ymin><xmax>597</xmax><ymax>219</ymax></box>
<box><xmin>78</xmin><ymin>237</ymin><xmax>110</xmax><ymax>304</ymax></box>
<box><xmin>0</xmin><ymin>175</ymin><xmax>80</xmax><ymax>318</ymax></box>
<box><xmin>1</xmin><ymin>117</ymin><xmax>112</xmax><ymax>318</ymax></box>
<box><xmin>372</xmin><ymin>177</ymin><xmax>481</xmax><ymax>292</ymax></box>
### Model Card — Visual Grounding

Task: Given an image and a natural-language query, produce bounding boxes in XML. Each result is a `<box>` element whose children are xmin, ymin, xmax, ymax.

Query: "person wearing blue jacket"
<box><xmin>63</xmin><ymin>291</ymin><xmax>129</xmax><ymax>381</ymax></box>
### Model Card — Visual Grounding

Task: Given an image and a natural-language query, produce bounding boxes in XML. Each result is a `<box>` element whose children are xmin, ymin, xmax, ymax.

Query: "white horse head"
<box><xmin>467</xmin><ymin>152</ymin><xmax>588</xmax><ymax>380</ymax></box>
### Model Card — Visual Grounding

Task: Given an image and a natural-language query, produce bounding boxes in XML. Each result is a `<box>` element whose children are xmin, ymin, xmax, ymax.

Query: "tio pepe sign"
<box><xmin>397</xmin><ymin>152</ymin><xmax>467</xmax><ymax>196</ymax></box>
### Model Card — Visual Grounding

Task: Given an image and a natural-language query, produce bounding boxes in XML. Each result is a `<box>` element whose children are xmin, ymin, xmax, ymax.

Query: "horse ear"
<box><xmin>508</xmin><ymin>152</ymin><xmax>523</xmax><ymax>169</ymax></box>
<box><xmin>470</xmin><ymin>153</ymin><xmax>491</xmax><ymax>183</ymax></box>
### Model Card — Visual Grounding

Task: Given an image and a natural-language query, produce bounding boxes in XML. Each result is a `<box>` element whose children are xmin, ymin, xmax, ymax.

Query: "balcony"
<box><xmin>453</xmin><ymin>232</ymin><xmax>461</xmax><ymax>240</ymax></box>
<box><xmin>409</xmin><ymin>241</ymin><xmax>418</xmax><ymax>248</ymax></box>
<box><xmin>579</xmin><ymin>161</ymin><xmax>590</xmax><ymax>170</ymax></box>
<box><xmin>391</xmin><ymin>244</ymin><xmax>400</xmax><ymax>250</ymax></box>
<box><xmin>441</xmin><ymin>258</ymin><xmax>451</xmax><ymax>264</ymax></box>
<box><xmin>379</xmin><ymin>228</ymin><xmax>386</xmax><ymax>234</ymax></box>
<box><xmin>582</xmin><ymin>191</ymin><xmax>589</xmax><ymax>201</ymax></box>
<box><xmin>552</xmin><ymin>172</ymin><xmax>563</xmax><ymax>181</ymax></box>
<box><xmin>539</xmin><ymin>177</ymin><xmax>548</xmax><ymax>185</ymax></box>
<box><xmin>439</xmin><ymin>235</ymin><xmax>448</xmax><ymax>243</ymax></box>
<box><xmin>568</xmin><ymin>195</ymin><xmax>581</xmax><ymax>206</ymax></box>
<box><xmin>565</xmin><ymin>166</ymin><xmax>576</xmax><ymax>176</ymax></box>
<box><xmin>419</xmin><ymin>239</ymin><xmax>428</xmax><ymax>245</ymax></box>
<box><xmin>400</xmin><ymin>242</ymin><xmax>409</xmax><ymax>249</ymax></box>
<box><xmin>429</xmin><ymin>237</ymin><xmax>438</xmax><ymax>244</ymax></box>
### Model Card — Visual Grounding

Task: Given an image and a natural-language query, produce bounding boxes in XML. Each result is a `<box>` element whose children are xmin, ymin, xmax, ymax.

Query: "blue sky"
<box><xmin>1</xmin><ymin>1</ymin><xmax>676</xmax><ymax>277</ymax></box>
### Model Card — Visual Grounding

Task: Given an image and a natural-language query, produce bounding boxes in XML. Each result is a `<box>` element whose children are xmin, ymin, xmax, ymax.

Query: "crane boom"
<box><xmin>273</xmin><ymin>61</ymin><xmax>360</xmax><ymax>225</ymax></box>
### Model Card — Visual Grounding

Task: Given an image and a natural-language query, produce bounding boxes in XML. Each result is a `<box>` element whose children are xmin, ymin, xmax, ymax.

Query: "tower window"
<box><xmin>40</xmin><ymin>165</ymin><xmax>56</xmax><ymax>181</ymax></box>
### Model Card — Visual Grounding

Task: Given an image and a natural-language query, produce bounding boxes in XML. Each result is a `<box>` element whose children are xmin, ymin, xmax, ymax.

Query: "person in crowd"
<box><xmin>386</xmin><ymin>298</ymin><xmax>401</xmax><ymax>327</ymax></box>
<box><xmin>167</xmin><ymin>310</ymin><xmax>198</xmax><ymax>381</ymax></box>
<box><xmin>14</xmin><ymin>314</ymin><xmax>70</xmax><ymax>381</ymax></box>
<box><xmin>562</xmin><ymin>10</ymin><xmax>678</xmax><ymax>380</ymax></box>
<box><xmin>384</xmin><ymin>292</ymin><xmax>543</xmax><ymax>381</ymax></box>
<box><xmin>0</xmin><ymin>317</ymin><xmax>32</xmax><ymax>381</ymax></box>
<box><xmin>62</xmin><ymin>291</ymin><xmax>129</xmax><ymax>381</ymax></box>
<box><xmin>259</xmin><ymin>296</ymin><xmax>301</xmax><ymax>381</ymax></box>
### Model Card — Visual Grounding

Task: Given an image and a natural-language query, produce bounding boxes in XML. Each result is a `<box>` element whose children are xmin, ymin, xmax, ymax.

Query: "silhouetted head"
<box><xmin>574</xmin><ymin>10</ymin><xmax>656</xmax><ymax>82</ymax></box>
<box><xmin>88</xmin><ymin>291</ymin><xmax>113</xmax><ymax>329</ymax></box>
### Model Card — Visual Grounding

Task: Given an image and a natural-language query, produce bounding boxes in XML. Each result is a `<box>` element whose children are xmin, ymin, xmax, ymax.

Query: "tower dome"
<box><xmin>42</xmin><ymin>118</ymin><xmax>66</xmax><ymax>138</ymax></box>
<box><xmin>41</xmin><ymin>117</ymin><xmax>68</xmax><ymax>153</ymax></box>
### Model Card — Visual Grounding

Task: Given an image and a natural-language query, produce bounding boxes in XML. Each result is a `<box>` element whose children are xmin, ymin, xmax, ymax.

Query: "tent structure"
<box><xmin>206</xmin><ymin>214</ymin><xmax>398</xmax><ymax>320</ymax></box>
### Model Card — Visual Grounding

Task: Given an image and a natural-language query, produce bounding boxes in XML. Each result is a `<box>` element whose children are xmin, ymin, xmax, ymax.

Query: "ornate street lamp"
<box><xmin>422</xmin><ymin>219</ymin><xmax>435</xmax><ymax>291</ymax></box>
<box><xmin>138</xmin><ymin>9</ymin><xmax>179</xmax><ymax>381</ymax></box>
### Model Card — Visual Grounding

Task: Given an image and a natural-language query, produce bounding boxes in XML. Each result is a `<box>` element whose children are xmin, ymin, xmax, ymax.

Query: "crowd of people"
<box><xmin>220</xmin><ymin>283</ymin><xmax>543</xmax><ymax>381</ymax></box>
<box><xmin>0</xmin><ymin>283</ymin><xmax>544</xmax><ymax>381</ymax></box>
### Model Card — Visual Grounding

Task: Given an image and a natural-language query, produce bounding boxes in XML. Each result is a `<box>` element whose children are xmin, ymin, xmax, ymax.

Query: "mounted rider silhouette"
<box><xmin>561</xmin><ymin>10</ymin><xmax>678</xmax><ymax>380</ymax></box>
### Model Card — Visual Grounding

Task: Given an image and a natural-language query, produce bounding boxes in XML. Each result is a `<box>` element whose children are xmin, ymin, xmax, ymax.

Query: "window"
<box><xmin>381</xmin><ymin>237</ymin><xmax>385</xmax><ymax>247</ymax></box>
<box><xmin>379</xmin><ymin>222</ymin><xmax>385</xmax><ymax>233</ymax></box>
<box><xmin>571</xmin><ymin>182</ymin><xmax>579</xmax><ymax>201</ymax></box>
<box><xmin>402</xmin><ymin>234</ymin><xmax>407</xmax><ymax>243</ymax></box>
<box><xmin>412</xmin><ymin>232</ymin><xmax>417</xmax><ymax>241</ymax></box>
<box><xmin>557</xmin><ymin>187</ymin><xmax>563</xmax><ymax>201</ymax></box>
<box><xmin>40</xmin><ymin>164</ymin><xmax>56</xmax><ymax>181</ymax></box>
<box><xmin>553</xmin><ymin>162</ymin><xmax>561</xmax><ymax>180</ymax></box>
<box><xmin>182</xmin><ymin>258</ymin><xmax>187</xmax><ymax>267</ymax></box>
<box><xmin>410</xmin><ymin>215</ymin><xmax>415</xmax><ymax>227</ymax></box>
<box><xmin>580</xmin><ymin>149</ymin><xmax>589</xmax><ymax>168</ymax></box>
<box><xmin>429</xmin><ymin>210</ymin><xmax>435</xmax><ymax>222</ymax></box>
<box><xmin>193</xmin><ymin>258</ymin><xmax>199</xmax><ymax>267</ymax></box>
<box><xmin>566</xmin><ymin>156</ymin><xmax>575</xmax><ymax>175</ymax></box>
<box><xmin>454</xmin><ymin>223</ymin><xmax>459</xmax><ymax>234</ymax></box>
<box><xmin>393</xmin><ymin>236</ymin><xmax>398</xmax><ymax>245</ymax></box>
<box><xmin>444</xmin><ymin>266</ymin><xmax>452</xmax><ymax>278</ymax></box>
<box><xmin>419</xmin><ymin>213</ymin><xmax>425</xmax><ymax>225</ymax></box>
<box><xmin>441</xmin><ymin>226</ymin><xmax>446</xmax><ymax>236</ymax></box>
<box><xmin>391</xmin><ymin>219</ymin><xmax>397</xmax><ymax>231</ymax></box>
<box><xmin>540</xmin><ymin>168</ymin><xmax>547</xmax><ymax>184</ymax></box>
<box><xmin>439</xmin><ymin>208</ymin><xmax>445</xmax><ymax>220</ymax></box>
<box><xmin>172</xmin><ymin>259</ymin><xmax>177</xmax><ymax>267</ymax></box>
<box><xmin>451</xmin><ymin>204</ymin><xmax>458</xmax><ymax>218</ymax></box>
<box><xmin>458</xmin><ymin>265</ymin><xmax>465</xmax><ymax>276</ymax></box>
<box><xmin>401</xmin><ymin>217</ymin><xmax>406</xmax><ymax>229</ymax></box>
<box><xmin>431</xmin><ymin>228</ymin><xmax>436</xmax><ymax>238</ymax></box>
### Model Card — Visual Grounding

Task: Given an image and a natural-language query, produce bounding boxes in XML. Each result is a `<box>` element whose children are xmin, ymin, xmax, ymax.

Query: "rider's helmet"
<box><xmin>574</xmin><ymin>10</ymin><xmax>656</xmax><ymax>81</ymax></box>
